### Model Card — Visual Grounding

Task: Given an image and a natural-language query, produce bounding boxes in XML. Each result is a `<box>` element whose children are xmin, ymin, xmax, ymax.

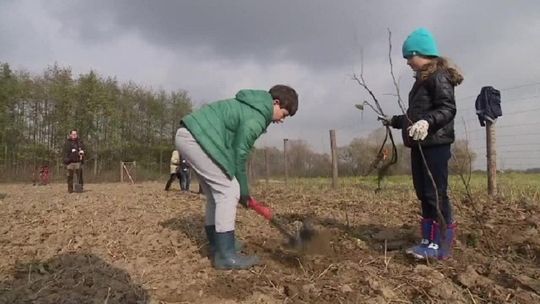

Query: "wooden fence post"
<box><xmin>330</xmin><ymin>129</ymin><xmax>338</xmax><ymax>188</ymax></box>
<box><xmin>486</xmin><ymin>120</ymin><xmax>497</xmax><ymax>196</ymax></box>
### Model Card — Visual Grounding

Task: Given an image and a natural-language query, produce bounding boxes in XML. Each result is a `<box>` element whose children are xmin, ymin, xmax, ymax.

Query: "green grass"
<box><xmin>256</xmin><ymin>173</ymin><xmax>540</xmax><ymax>203</ymax></box>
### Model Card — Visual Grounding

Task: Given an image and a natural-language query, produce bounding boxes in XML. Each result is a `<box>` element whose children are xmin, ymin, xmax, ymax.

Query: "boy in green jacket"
<box><xmin>176</xmin><ymin>85</ymin><xmax>298</xmax><ymax>270</ymax></box>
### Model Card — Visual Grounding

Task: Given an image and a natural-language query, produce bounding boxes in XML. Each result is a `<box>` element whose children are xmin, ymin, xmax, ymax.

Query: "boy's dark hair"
<box><xmin>269</xmin><ymin>85</ymin><xmax>298</xmax><ymax>116</ymax></box>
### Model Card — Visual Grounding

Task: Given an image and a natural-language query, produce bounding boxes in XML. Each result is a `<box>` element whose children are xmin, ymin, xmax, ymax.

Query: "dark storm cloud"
<box><xmin>46</xmin><ymin>0</ymin><xmax>428</xmax><ymax>68</ymax></box>
<box><xmin>46</xmin><ymin>0</ymin><xmax>540</xmax><ymax>74</ymax></box>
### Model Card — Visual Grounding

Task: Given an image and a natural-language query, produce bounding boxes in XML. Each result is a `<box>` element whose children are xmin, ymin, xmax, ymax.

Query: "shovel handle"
<box><xmin>247</xmin><ymin>197</ymin><xmax>273</xmax><ymax>220</ymax></box>
<box><xmin>247</xmin><ymin>197</ymin><xmax>297</xmax><ymax>241</ymax></box>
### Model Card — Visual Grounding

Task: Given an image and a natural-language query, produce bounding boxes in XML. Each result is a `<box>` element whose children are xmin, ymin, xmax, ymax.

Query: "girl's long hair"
<box><xmin>419</xmin><ymin>57</ymin><xmax>464</xmax><ymax>86</ymax></box>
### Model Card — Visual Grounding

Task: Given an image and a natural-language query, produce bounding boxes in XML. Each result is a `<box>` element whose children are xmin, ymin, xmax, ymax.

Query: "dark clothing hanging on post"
<box><xmin>475</xmin><ymin>86</ymin><xmax>502</xmax><ymax>127</ymax></box>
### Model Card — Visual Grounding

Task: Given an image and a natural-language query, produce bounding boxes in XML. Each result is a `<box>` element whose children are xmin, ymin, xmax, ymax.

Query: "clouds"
<box><xmin>2</xmin><ymin>0</ymin><xmax>540</xmax><ymax>169</ymax></box>
<box><xmin>46</xmin><ymin>1</ymin><xmax>364</xmax><ymax>69</ymax></box>
<box><xmin>45</xmin><ymin>1</ymin><xmax>456</xmax><ymax>70</ymax></box>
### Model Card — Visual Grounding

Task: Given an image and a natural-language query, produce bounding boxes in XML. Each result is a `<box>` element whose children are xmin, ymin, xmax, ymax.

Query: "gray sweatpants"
<box><xmin>175</xmin><ymin>127</ymin><xmax>240</xmax><ymax>232</ymax></box>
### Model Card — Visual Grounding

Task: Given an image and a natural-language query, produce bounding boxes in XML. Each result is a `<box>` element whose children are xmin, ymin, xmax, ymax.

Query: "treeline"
<box><xmin>1</xmin><ymin>62</ymin><xmax>476</xmax><ymax>183</ymax></box>
<box><xmin>249</xmin><ymin>128</ymin><xmax>475</xmax><ymax>179</ymax></box>
<box><xmin>0</xmin><ymin>63</ymin><xmax>193</xmax><ymax>181</ymax></box>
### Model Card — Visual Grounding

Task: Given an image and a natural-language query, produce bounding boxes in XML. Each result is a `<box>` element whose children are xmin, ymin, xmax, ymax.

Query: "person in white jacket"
<box><xmin>164</xmin><ymin>150</ymin><xmax>181</xmax><ymax>191</ymax></box>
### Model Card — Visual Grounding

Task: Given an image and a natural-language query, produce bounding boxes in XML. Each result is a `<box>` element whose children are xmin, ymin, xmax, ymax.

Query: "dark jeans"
<box><xmin>411</xmin><ymin>144</ymin><xmax>453</xmax><ymax>224</ymax></box>
<box><xmin>165</xmin><ymin>173</ymin><xmax>181</xmax><ymax>190</ymax></box>
<box><xmin>180</xmin><ymin>170</ymin><xmax>190</xmax><ymax>191</ymax></box>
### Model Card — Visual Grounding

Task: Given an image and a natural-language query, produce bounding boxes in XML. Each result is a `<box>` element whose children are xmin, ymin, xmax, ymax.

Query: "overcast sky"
<box><xmin>2</xmin><ymin>0</ymin><xmax>539</xmax><ymax>169</ymax></box>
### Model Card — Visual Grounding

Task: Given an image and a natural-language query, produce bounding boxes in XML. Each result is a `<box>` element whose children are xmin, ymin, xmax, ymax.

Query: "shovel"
<box><xmin>74</xmin><ymin>153</ymin><xmax>84</xmax><ymax>193</ymax></box>
<box><xmin>247</xmin><ymin>197</ymin><xmax>316</xmax><ymax>249</ymax></box>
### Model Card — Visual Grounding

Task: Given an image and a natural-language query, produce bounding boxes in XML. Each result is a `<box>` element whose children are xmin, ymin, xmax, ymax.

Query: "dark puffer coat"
<box><xmin>391</xmin><ymin>69</ymin><xmax>457</xmax><ymax>147</ymax></box>
<box><xmin>64</xmin><ymin>138</ymin><xmax>85</xmax><ymax>164</ymax></box>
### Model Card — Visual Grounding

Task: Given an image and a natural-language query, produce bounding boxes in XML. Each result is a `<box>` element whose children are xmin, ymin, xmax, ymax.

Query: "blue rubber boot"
<box><xmin>214</xmin><ymin>231</ymin><xmax>259</xmax><ymax>270</ymax></box>
<box><xmin>407</xmin><ymin>221</ymin><xmax>457</xmax><ymax>260</ymax></box>
<box><xmin>405</xmin><ymin>219</ymin><xmax>433</xmax><ymax>258</ymax></box>
<box><xmin>435</xmin><ymin>222</ymin><xmax>457</xmax><ymax>260</ymax></box>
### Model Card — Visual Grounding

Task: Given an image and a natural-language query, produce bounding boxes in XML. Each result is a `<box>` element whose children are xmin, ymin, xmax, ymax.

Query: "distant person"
<box><xmin>179</xmin><ymin>158</ymin><xmax>191</xmax><ymax>192</ymax></box>
<box><xmin>63</xmin><ymin>129</ymin><xmax>85</xmax><ymax>193</ymax></box>
<box><xmin>176</xmin><ymin>85</ymin><xmax>298</xmax><ymax>270</ymax></box>
<box><xmin>165</xmin><ymin>150</ymin><xmax>181</xmax><ymax>191</ymax></box>
<box><xmin>380</xmin><ymin>28</ymin><xmax>463</xmax><ymax>260</ymax></box>
<box><xmin>39</xmin><ymin>164</ymin><xmax>50</xmax><ymax>185</ymax></box>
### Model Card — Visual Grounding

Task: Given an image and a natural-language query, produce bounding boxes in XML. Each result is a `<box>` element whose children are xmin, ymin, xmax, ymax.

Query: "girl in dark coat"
<box><xmin>383</xmin><ymin>28</ymin><xmax>463</xmax><ymax>260</ymax></box>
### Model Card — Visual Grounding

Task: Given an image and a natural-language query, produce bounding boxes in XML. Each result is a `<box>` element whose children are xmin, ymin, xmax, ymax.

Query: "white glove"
<box><xmin>408</xmin><ymin>120</ymin><xmax>429</xmax><ymax>140</ymax></box>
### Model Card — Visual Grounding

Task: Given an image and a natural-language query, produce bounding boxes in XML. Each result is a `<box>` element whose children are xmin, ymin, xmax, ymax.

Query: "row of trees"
<box><xmin>0</xmin><ymin>63</ymin><xmax>192</xmax><ymax>181</ymax></box>
<box><xmin>1</xmin><ymin>62</ymin><xmax>475</xmax><ymax>182</ymax></box>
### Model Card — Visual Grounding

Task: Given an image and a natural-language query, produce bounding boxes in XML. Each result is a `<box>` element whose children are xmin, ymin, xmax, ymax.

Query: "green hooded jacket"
<box><xmin>181</xmin><ymin>89</ymin><xmax>273</xmax><ymax>196</ymax></box>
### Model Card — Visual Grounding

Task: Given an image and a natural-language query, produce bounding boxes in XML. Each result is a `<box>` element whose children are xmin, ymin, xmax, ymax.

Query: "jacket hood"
<box><xmin>235</xmin><ymin>89</ymin><xmax>273</xmax><ymax>124</ymax></box>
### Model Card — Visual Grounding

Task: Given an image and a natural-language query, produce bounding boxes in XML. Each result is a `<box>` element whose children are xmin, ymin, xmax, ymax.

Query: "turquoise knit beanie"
<box><xmin>402</xmin><ymin>28</ymin><xmax>440</xmax><ymax>58</ymax></box>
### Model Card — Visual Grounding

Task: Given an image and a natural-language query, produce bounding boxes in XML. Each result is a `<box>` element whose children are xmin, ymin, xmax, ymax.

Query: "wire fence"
<box><xmin>4</xmin><ymin>83</ymin><xmax>539</xmax><ymax>185</ymax></box>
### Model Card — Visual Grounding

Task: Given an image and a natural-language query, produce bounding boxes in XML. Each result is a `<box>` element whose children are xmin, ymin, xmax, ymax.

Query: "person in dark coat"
<box><xmin>179</xmin><ymin>158</ymin><xmax>191</xmax><ymax>192</ymax></box>
<box><xmin>381</xmin><ymin>28</ymin><xmax>463</xmax><ymax>260</ymax></box>
<box><xmin>63</xmin><ymin>129</ymin><xmax>85</xmax><ymax>193</ymax></box>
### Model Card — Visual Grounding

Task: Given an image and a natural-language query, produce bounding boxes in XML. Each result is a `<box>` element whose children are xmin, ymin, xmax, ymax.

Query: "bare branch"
<box><xmin>387</xmin><ymin>28</ymin><xmax>407</xmax><ymax>116</ymax></box>
<box><xmin>352</xmin><ymin>52</ymin><xmax>396</xmax><ymax>191</ymax></box>
<box><xmin>353</xmin><ymin>49</ymin><xmax>384</xmax><ymax>115</ymax></box>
